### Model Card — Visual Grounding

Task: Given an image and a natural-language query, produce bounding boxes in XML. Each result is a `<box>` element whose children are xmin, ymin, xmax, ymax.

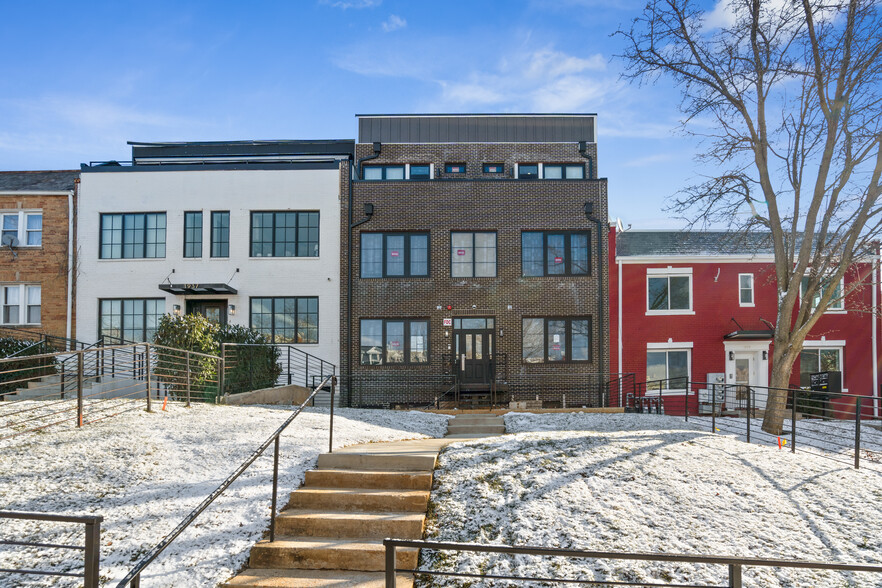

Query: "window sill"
<box><xmin>643</xmin><ymin>389</ymin><xmax>688</xmax><ymax>396</ymax></box>
<box><xmin>248</xmin><ymin>256</ymin><xmax>321</xmax><ymax>260</ymax></box>
<box><xmin>97</xmin><ymin>257</ymin><xmax>166</xmax><ymax>262</ymax></box>
<box><xmin>822</xmin><ymin>310</ymin><xmax>846</xmax><ymax>315</ymax></box>
<box><xmin>739</xmin><ymin>303</ymin><xmax>755</xmax><ymax>308</ymax></box>
<box><xmin>645</xmin><ymin>310</ymin><xmax>695</xmax><ymax>316</ymax></box>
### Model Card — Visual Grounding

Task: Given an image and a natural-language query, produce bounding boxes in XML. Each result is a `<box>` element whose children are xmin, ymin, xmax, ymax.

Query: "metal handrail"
<box><xmin>115</xmin><ymin>375</ymin><xmax>337</xmax><ymax>587</ymax></box>
<box><xmin>384</xmin><ymin>539</ymin><xmax>882</xmax><ymax>587</ymax></box>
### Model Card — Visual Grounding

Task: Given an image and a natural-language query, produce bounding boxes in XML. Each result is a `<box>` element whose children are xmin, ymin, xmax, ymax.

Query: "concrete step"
<box><xmin>303</xmin><ymin>469</ymin><xmax>432</xmax><ymax>491</ymax></box>
<box><xmin>445</xmin><ymin>433</ymin><xmax>499</xmax><ymax>438</ymax></box>
<box><xmin>275</xmin><ymin>509</ymin><xmax>425</xmax><ymax>539</ymax></box>
<box><xmin>249</xmin><ymin>537</ymin><xmax>419</xmax><ymax>572</ymax></box>
<box><xmin>448</xmin><ymin>417</ymin><xmax>502</xmax><ymax>426</ymax></box>
<box><xmin>223</xmin><ymin>568</ymin><xmax>413</xmax><ymax>587</ymax></box>
<box><xmin>288</xmin><ymin>487</ymin><xmax>429</xmax><ymax>513</ymax></box>
<box><xmin>446</xmin><ymin>424</ymin><xmax>505</xmax><ymax>435</ymax></box>
<box><xmin>316</xmin><ymin>452</ymin><xmax>436</xmax><ymax>472</ymax></box>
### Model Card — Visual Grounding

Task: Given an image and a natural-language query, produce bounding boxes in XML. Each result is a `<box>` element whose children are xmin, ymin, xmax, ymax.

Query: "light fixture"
<box><xmin>499</xmin><ymin>328</ymin><xmax>504</xmax><ymax>337</ymax></box>
<box><xmin>173</xmin><ymin>304</ymin><xmax>181</xmax><ymax>316</ymax></box>
<box><xmin>229</xmin><ymin>304</ymin><xmax>237</xmax><ymax>316</ymax></box>
<box><xmin>762</xmin><ymin>351</ymin><xmax>768</xmax><ymax>360</ymax></box>
<box><xmin>728</xmin><ymin>351</ymin><xmax>734</xmax><ymax>361</ymax></box>
<box><xmin>444</xmin><ymin>330</ymin><xmax>449</xmax><ymax>338</ymax></box>
<box><xmin>584</xmin><ymin>202</ymin><xmax>594</xmax><ymax>217</ymax></box>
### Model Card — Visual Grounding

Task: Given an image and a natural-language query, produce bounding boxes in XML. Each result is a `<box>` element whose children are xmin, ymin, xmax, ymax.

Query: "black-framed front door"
<box><xmin>453</xmin><ymin>317</ymin><xmax>495</xmax><ymax>385</ymax></box>
<box><xmin>186</xmin><ymin>299</ymin><xmax>228</xmax><ymax>326</ymax></box>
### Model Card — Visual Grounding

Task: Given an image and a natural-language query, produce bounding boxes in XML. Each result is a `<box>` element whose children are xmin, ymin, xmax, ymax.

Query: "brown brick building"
<box><xmin>0</xmin><ymin>171</ymin><xmax>78</xmax><ymax>341</ymax></box>
<box><xmin>341</xmin><ymin>114</ymin><xmax>610</xmax><ymax>408</ymax></box>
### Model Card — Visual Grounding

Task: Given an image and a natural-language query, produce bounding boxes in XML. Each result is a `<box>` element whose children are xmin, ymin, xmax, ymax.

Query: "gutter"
<box><xmin>585</xmin><ymin>204</ymin><xmax>605</xmax><ymax>405</ymax></box>
<box><xmin>875</xmin><ymin>251</ymin><xmax>879</xmax><ymax>418</ymax></box>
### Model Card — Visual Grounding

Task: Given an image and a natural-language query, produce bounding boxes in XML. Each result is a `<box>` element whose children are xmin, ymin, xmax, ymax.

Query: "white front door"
<box><xmin>726</xmin><ymin>351</ymin><xmax>766</xmax><ymax>410</ymax></box>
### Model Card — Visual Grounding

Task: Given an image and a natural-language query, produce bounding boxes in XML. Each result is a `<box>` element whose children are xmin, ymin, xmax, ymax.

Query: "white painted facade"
<box><xmin>76</xmin><ymin>166</ymin><xmax>343</xmax><ymax>366</ymax></box>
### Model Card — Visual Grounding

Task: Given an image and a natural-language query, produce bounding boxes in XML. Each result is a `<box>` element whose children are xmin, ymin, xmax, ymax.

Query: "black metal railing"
<box><xmin>221</xmin><ymin>343</ymin><xmax>335</xmax><ymax>396</ymax></box>
<box><xmin>115</xmin><ymin>375</ymin><xmax>336</xmax><ymax>588</ymax></box>
<box><xmin>384</xmin><ymin>539</ymin><xmax>882</xmax><ymax>587</ymax></box>
<box><xmin>0</xmin><ymin>511</ymin><xmax>102</xmax><ymax>588</ymax></box>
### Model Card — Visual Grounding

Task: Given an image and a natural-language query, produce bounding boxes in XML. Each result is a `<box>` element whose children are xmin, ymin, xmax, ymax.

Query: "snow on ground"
<box><xmin>421</xmin><ymin>413</ymin><xmax>882</xmax><ymax>587</ymax></box>
<box><xmin>0</xmin><ymin>401</ymin><xmax>450</xmax><ymax>587</ymax></box>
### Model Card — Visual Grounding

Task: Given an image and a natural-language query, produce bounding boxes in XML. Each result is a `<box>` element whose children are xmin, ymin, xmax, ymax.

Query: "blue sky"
<box><xmin>0</xmin><ymin>0</ymin><xmax>718</xmax><ymax>228</ymax></box>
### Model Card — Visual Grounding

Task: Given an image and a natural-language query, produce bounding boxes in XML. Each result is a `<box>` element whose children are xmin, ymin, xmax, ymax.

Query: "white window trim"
<box><xmin>646</xmin><ymin>344</ymin><xmax>692</xmax><ymax>395</ymax></box>
<box><xmin>800</xmin><ymin>343</ymin><xmax>846</xmax><ymax>392</ymax></box>
<box><xmin>799</xmin><ymin>275</ymin><xmax>846</xmax><ymax>313</ymax></box>
<box><xmin>1</xmin><ymin>283</ymin><xmax>41</xmax><ymax>325</ymax></box>
<box><xmin>646</xmin><ymin>267</ymin><xmax>694</xmax><ymax>315</ymax></box>
<box><xmin>0</xmin><ymin>210</ymin><xmax>42</xmax><ymax>247</ymax></box>
<box><xmin>738</xmin><ymin>273</ymin><xmax>755</xmax><ymax>307</ymax></box>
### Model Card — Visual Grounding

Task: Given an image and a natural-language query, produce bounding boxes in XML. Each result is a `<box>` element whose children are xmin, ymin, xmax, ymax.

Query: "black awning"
<box><xmin>159</xmin><ymin>283</ymin><xmax>238</xmax><ymax>295</ymax></box>
<box><xmin>724</xmin><ymin>330</ymin><xmax>774</xmax><ymax>340</ymax></box>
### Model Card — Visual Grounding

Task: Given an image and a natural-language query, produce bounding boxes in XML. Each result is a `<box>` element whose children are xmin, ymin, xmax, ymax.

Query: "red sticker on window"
<box><xmin>390</xmin><ymin>251</ymin><xmax>399</xmax><ymax>257</ymax></box>
<box><xmin>552</xmin><ymin>344</ymin><xmax>561</xmax><ymax>351</ymax></box>
<box><xmin>391</xmin><ymin>341</ymin><xmax>400</xmax><ymax>347</ymax></box>
<box><xmin>554</xmin><ymin>256</ymin><xmax>563</xmax><ymax>264</ymax></box>
<box><xmin>457</xmin><ymin>249</ymin><xmax>466</xmax><ymax>256</ymax></box>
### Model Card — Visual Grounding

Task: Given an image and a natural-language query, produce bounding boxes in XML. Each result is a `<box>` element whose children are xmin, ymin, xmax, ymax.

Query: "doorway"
<box><xmin>724</xmin><ymin>346</ymin><xmax>769</xmax><ymax>411</ymax></box>
<box><xmin>453</xmin><ymin>317</ymin><xmax>495</xmax><ymax>387</ymax></box>
<box><xmin>186</xmin><ymin>299</ymin><xmax>228</xmax><ymax>326</ymax></box>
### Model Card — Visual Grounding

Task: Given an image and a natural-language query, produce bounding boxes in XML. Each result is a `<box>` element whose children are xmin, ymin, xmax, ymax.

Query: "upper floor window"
<box><xmin>251</xmin><ymin>211</ymin><xmax>319</xmax><ymax>258</ymax></box>
<box><xmin>800</xmin><ymin>276</ymin><xmax>844</xmax><ymax>311</ymax></box>
<box><xmin>212</xmin><ymin>211</ymin><xmax>230</xmax><ymax>258</ymax></box>
<box><xmin>1</xmin><ymin>211</ymin><xmax>42</xmax><ymax>246</ymax></box>
<box><xmin>364</xmin><ymin>165</ymin><xmax>405</xmax><ymax>180</ymax></box>
<box><xmin>184</xmin><ymin>212</ymin><xmax>202</xmax><ymax>258</ymax></box>
<box><xmin>410</xmin><ymin>165</ymin><xmax>431</xmax><ymax>179</ymax></box>
<box><xmin>647</xmin><ymin>269</ymin><xmax>692</xmax><ymax>313</ymax></box>
<box><xmin>522</xmin><ymin>317</ymin><xmax>591</xmax><ymax>363</ymax></box>
<box><xmin>517</xmin><ymin>164</ymin><xmax>539</xmax><ymax>179</ymax></box>
<box><xmin>451</xmin><ymin>232</ymin><xmax>496</xmax><ymax>278</ymax></box>
<box><xmin>483</xmin><ymin>163</ymin><xmax>504</xmax><ymax>174</ymax></box>
<box><xmin>250</xmin><ymin>296</ymin><xmax>318</xmax><ymax>343</ymax></box>
<box><xmin>99</xmin><ymin>298</ymin><xmax>163</xmax><ymax>342</ymax></box>
<box><xmin>543</xmin><ymin>164</ymin><xmax>584</xmax><ymax>179</ymax></box>
<box><xmin>522</xmin><ymin>231</ymin><xmax>590</xmax><ymax>277</ymax></box>
<box><xmin>1</xmin><ymin>284</ymin><xmax>40</xmax><ymax>325</ymax></box>
<box><xmin>739</xmin><ymin>273</ymin><xmax>754</xmax><ymax>306</ymax></box>
<box><xmin>361</xmin><ymin>232</ymin><xmax>429</xmax><ymax>278</ymax></box>
<box><xmin>445</xmin><ymin>163</ymin><xmax>466</xmax><ymax>174</ymax></box>
<box><xmin>360</xmin><ymin>318</ymin><xmax>428</xmax><ymax>365</ymax></box>
<box><xmin>100</xmin><ymin>213</ymin><xmax>166</xmax><ymax>259</ymax></box>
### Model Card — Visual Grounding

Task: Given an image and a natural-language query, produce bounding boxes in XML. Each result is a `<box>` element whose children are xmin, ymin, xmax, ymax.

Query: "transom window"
<box><xmin>211</xmin><ymin>211</ymin><xmax>230</xmax><ymax>258</ymax></box>
<box><xmin>739</xmin><ymin>273</ymin><xmax>754</xmax><ymax>306</ymax></box>
<box><xmin>800</xmin><ymin>276</ymin><xmax>844</xmax><ymax>311</ymax></box>
<box><xmin>251</xmin><ymin>211</ymin><xmax>319</xmax><ymax>257</ymax></box>
<box><xmin>250</xmin><ymin>297</ymin><xmax>318</xmax><ymax>344</ymax></box>
<box><xmin>1</xmin><ymin>211</ymin><xmax>42</xmax><ymax>246</ymax></box>
<box><xmin>543</xmin><ymin>164</ymin><xmax>584</xmax><ymax>179</ymax></box>
<box><xmin>99</xmin><ymin>298</ymin><xmax>164</xmax><ymax>342</ymax></box>
<box><xmin>360</xmin><ymin>319</ymin><xmax>428</xmax><ymax>365</ymax></box>
<box><xmin>646</xmin><ymin>349</ymin><xmax>690</xmax><ymax>391</ymax></box>
<box><xmin>522</xmin><ymin>317</ymin><xmax>591</xmax><ymax>363</ymax></box>
<box><xmin>184</xmin><ymin>212</ymin><xmax>202</xmax><ymax>258</ymax></box>
<box><xmin>799</xmin><ymin>347</ymin><xmax>842</xmax><ymax>388</ymax></box>
<box><xmin>647</xmin><ymin>272</ymin><xmax>692</xmax><ymax>312</ymax></box>
<box><xmin>99</xmin><ymin>213</ymin><xmax>166</xmax><ymax>259</ymax></box>
<box><xmin>483</xmin><ymin>163</ymin><xmax>504</xmax><ymax>174</ymax></box>
<box><xmin>361</xmin><ymin>233</ymin><xmax>429</xmax><ymax>278</ymax></box>
<box><xmin>453</xmin><ymin>317</ymin><xmax>494</xmax><ymax>329</ymax></box>
<box><xmin>522</xmin><ymin>231</ymin><xmax>590</xmax><ymax>276</ymax></box>
<box><xmin>451</xmin><ymin>232</ymin><xmax>496</xmax><ymax>278</ymax></box>
<box><xmin>363</xmin><ymin>165</ymin><xmax>405</xmax><ymax>180</ymax></box>
<box><xmin>1</xmin><ymin>284</ymin><xmax>40</xmax><ymax>325</ymax></box>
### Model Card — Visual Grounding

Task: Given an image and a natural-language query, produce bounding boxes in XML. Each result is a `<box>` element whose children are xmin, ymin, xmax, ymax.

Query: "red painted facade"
<box><xmin>609</xmin><ymin>226</ymin><xmax>881</xmax><ymax>418</ymax></box>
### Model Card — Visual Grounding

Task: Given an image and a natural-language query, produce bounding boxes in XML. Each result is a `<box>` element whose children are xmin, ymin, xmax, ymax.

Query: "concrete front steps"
<box><xmin>224</xmin><ymin>438</ymin><xmax>454</xmax><ymax>588</ymax></box>
<box><xmin>445</xmin><ymin>413</ymin><xmax>506</xmax><ymax>437</ymax></box>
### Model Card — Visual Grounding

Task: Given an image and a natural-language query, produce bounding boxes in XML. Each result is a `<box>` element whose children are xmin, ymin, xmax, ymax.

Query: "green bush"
<box><xmin>217</xmin><ymin>324</ymin><xmax>282</xmax><ymax>395</ymax></box>
<box><xmin>0</xmin><ymin>337</ymin><xmax>58</xmax><ymax>397</ymax></box>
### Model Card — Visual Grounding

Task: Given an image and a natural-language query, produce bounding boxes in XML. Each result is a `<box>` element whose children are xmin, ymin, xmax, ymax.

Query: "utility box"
<box><xmin>810</xmin><ymin>371</ymin><xmax>842</xmax><ymax>398</ymax></box>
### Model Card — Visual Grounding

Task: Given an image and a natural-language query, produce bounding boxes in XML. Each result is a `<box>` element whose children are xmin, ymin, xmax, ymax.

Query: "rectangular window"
<box><xmin>360</xmin><ymin>318</ymin><xmax>429</xmax><ymax>365</ymax></box>
<box><xmin>99</xmin><ymin>298</ymin><xmax>163</xmax><ymax>342</ymax></box>
<box><xmin>409</xmin><ymin>164</ymin><xmax>431</xmax><ymax>179</ymax></box>
<box><xmin>211</xmin><ymin>211</ymin><xmax>230</xmax><ymax>258</ymax></box>
<box><xmin>543</xmin><ymin>164</ymin><xmax>585</xmax><ymax>179</ymax></box>
<box><xmin>483</xmin><ymin>163</ymin><xmax>504</xmax><ymax>174</ymax></box>
<box><xmin>800</xmin><ymin>276</ymin><xmax>844</xmax><ymax>311</ymax></box>
<box><xmin>0</xmin><ymin>211</ymin><xmax>42</xmax><ymax>247</ymax></box>
<box><xmin>363</xmin><ymin>165</ymin><xmax>405</xmax><ymax>180</ymax></box>
<box><xmin>445</xmin><ymin>163</ymin><xmax>466</xmax><ymax>174</ymax></box>
<box><xmin>451</xmin><ymin>232</ymin><xmax>497</xmax><ymax>278</ymax></box>
<box><xmin>250</xmin><ymin>211</ymin><xmax>319</xmax><ymax>258</ymax></box>
<box><xmin>739</xmin><ymin>273</ymin><xmax>754</xmax><ymax>306</ymax></box>
<box><xmin>522</xmin><ymin>231</ymin><xmax>590</xmax><ymax>277</ymax></box>
<box><xmin>646</xmin><ymin>349</ymin><xmax>690</xmax><ymax>391</ymax></box>
<box><xmin>799</xmin><ymin>347</ymin><xmax>842</xmax><ymax>388</ymax></box>
<box><xmin>184</xmin><ymin>212</ymin><xmax>203</xmax><ymax>258</ymax></box>
<box><xmin>522</xmin><ymin>317</ymin><xmax>592</xmax><ymax>363</ymax></box>
<box><xmin>361</xmin><ymin>232</ymin><xmax>429</xmax><ymax>278</ymax></box>
<box><xmin>250</xmin><ymin>296</ymin><xmax>318</xmax><ymax>343</ymax></box>
<box><xmin>1</xmin><ymin>284</ymin><xmax>40</xmax><ymax>325</ymax></box>
<box><xmin>647</xmin><ymin>273</ymin><xmax>692</xmax><ymax>312</ymax></box>
<box><xmin>99</xmin><ymin>213</ymin><xmax>166</xmax><ymax>259</ymax></box>
<box><xmin>517</xmin><ymin>164</ymin><xmax>539</xmax><ymax>179</ymax></box>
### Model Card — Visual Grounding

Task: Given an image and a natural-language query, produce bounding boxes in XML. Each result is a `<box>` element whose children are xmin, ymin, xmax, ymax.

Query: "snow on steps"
<box><xmin>444</xmin><ymin>413</ymin><xmax>506</xmax><ymax>437</ymax></box>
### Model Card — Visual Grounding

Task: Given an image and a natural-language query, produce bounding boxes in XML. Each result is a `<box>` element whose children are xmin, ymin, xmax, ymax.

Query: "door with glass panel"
<box><xmin>727</xmin><ymin>352</ymin><xmax>757</xmax><ymax>410</ymax></box>
<box><xmin>453</xmin><ymin>317</ymin><xmax>494</xmax><ymax>385</ymax></box>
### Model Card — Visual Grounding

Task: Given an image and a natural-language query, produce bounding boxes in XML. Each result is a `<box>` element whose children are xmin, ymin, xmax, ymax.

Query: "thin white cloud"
<box><xmin>381</xmin><ymin>14</ymin><xmax>407</xmax><ymax>33</ymax></box>
<box><xmin>320</xmin><ymin>0</ymin><xmax>381</xmax><ymax>9</ymax></box>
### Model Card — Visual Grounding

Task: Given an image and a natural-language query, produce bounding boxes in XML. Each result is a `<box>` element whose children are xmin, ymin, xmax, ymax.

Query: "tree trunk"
<box><xmin>762</xmin><ymin>343</ymin><xmax>799</xmax><ymax>434</ymax></box>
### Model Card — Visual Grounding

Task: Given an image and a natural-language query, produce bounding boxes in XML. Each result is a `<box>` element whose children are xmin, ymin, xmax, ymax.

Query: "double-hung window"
<box><xmin>646</xmin><ymin>347</ymin><xmax>690</xmax><ymax>392</ymax></box>
<box><xmin>184</xmin><ymin>212</ymin><xmax>202</xmax><ymax>258</ymax></box>
<box><xmin>800</xmin><ymin>276</ymin><xmax>844</xmax><ymax>311</ymax></box>
<box><xmin>739</xmin><ymin>273</ymin><xmax>754</xmax><ymax>306</ymax></box>
<box><xmin>361</xmin><ymin>233</ymin><xmax>429</xmax><ymax>278</ymax></box>
<box><xmin>211</xmin><ymin>211</ymin><xmax>230</xmax><ymax>258</ymax></box>
<box><xmin>250</xmin><ymin>296</ymin><xmax>318</xmax><ymax>343</ymax></box>
<box><xmin>799</xmin><ymin>345</ymin><xmax>843</xmax><ymax>388</ymax></box>
<box><xmin>451</xmin><ymin>232</ymin><xmax>496</xmax><ymax>277</ymax></box>
<box><xmin>522</xmin><ymin>231</ymin><xmax>590</xmax><ymax>276</ymax></box>
<box><xmin>251</xmin><ymin>211</ymin><xmax>319</xmax><ymax>257</ymax></box>
<box><xmin>647</xmin><ymin>269</ymin><xmax>693</xmax><ymax>314</ymax></box>
<box><xmin>1</xmin><ymin>284</ymin><xmax>40</xmax><ymax>325</ymax></box>
<box><xmin>543</xmin><ymin>164</ymin><xmax>585</xmax><ymax>179</ymax></box>
<box><xmin>360</xmin><ymin>319</ymin><xmax>428</xmax><ymax>365</ymax></box>
<box><xmin>1</xmin><ymin>211</ymin><xmax>42</xmax><ymax>246</ymax></box>
<box><xmin>99</xmin><ymin>213</ymin><xmax>166</xmax><ymax>259</ymax></box>
<box><xmin>522</xmin><ymin>317</ymin><xmax>591</xmax><ymax>363</ymax></box>
<box><xmin>99</xmin><ymin>299</ymin><xmax>164</xmax><ymax>342</ymax></box>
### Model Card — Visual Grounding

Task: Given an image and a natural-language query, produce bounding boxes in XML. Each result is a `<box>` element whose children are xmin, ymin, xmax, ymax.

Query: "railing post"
<box><xmin>385</xmin><ymin>540</ymin><xmax>397</xmax><ymax>587</ymax></box>
<box><xmin>855</xmin><ymin>397</ymin><xmax>862</xmax><ymax>469</ymax></box>
<box><xmin>305</xmin><ymin>354</ymin><xmax>310</xmax><ymax>388</ymax></box>
<box><xmin>791</xmin><ymin>389</ymin><xmax>797</xmax><ymax>453</ymax></box>
<box><xmin>287</xmin><ymin>347</ymin><xmax>292</xmax><ymax>386</ymax></box>
<box><xmin>728</xmin><ymin>563</ymin><xmax>743</xmax><ymax>588</ymax></box>
<box><xmin>684</xmin><ymin>381</ymin><xmax>689</xmax><ymax>422</ymax></box>
<box><xmin>186</xmin><ymin>352</ymin><xmax>191</xmax><ymax>408</ymax></box>
<box><xmin>132</xmin><ymin>573</ymin><xmax>140</xmax><ymax>588</ymax></box>
<box><xmin>746</xmin><ymin>386</ymin><xmax>751</xmax><ymax>444</ymax></box>
<box><xmin>84</xmin><ymin>517</ymin><xmax>101</xmax><ymax>588</ymax></box>
<box><xmin>145</xmin><ymin>344</ymin><xmax>152</xmax><ymax>412</ymax></box>
<box><xmin>218</xmin><ymin>356</ymin><xmax>225</xmax><ymax>400</ymax></box>
<box><xmin>270</xmin><ymin>435</ymin><xmax>280</xmax><ymax>542</ymax></box>
<box><xmin>77</xmin><ymin>352</ymin><xmax>84</xmax><ymax>427</ymax></box>
<box><xmin>329</xmin><ymin>377</ymin><xmax>336</xmax><ymax>454</ymax></box>
<box><xmin>712</xmin><ymin>383</ymin><xmax>716</xmax><ymax>433</ymax></box>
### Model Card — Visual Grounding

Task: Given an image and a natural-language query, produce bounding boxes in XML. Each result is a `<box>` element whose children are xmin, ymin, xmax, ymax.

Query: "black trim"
<box><xmin>211</xmin><ymin>211</ymin><xmax>230</xmax><ymax>258</ymax></box>
<box><xmin>249</xmin><ymin>211</ymin><xmax>320</xmax><ymax>258</ymax></box>
<box><xmin>81</xmin><ymin>161</ymin><xmax>343</xmax><ymax>173</ymax></box>
<box><xmin>359</xmin><ymin>318</ymin><xmax>429</xmax><ymax>366</ymax></box>
<box><xmin>249</xmin><ymin>296</ymin><xmax>319</xmax><ymax>344</ymax></box>
<box><xmin>450</xmin><ymin>231</ymin><xmax>497</xmax><ymax>278</ymax></box>
<box><xmin>521</xmin><ymin>231</ymin><xmax>592</xmax><ymax>277</ymax></box>
<box><xmin>97</xmin><ymin>298</ymin><xmax>165</xmax><ymax>341</ymax></box>
<box><xmin>159</xmin><ymin>283</ymin><xmax>237</xmax><ymax>295</ymax></box>
<box><xmin>360</xmin><ymin>232</ymin><xmax>430</xmax><ymax>278</ymax></box>
<box><xmin>183</xmin><ymin>211</ymin><xmax>202</xmax><ymax>258</ymax></box>
<box><xmin>724</xmin><ymin>330</ymin><xmax>774</xmax><ymax>340</ymax></box>
<box><xmin>521</xmin><ymin>316</ymin><xmax>593</xmax><ymax>364</ymax></box>
<box><xmin>99</xmin><ymin>212</ymin><xmax>167</xmax><ymax>259</ymax></box>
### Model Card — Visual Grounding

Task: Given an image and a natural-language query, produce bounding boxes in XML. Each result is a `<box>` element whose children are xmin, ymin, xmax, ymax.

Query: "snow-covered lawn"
<box><xmin>421</xmin><ymin>413</ymin><xmax>882</xmax><ymax>587</ymax></box>
<box><xmin>0</xmin><ymin>402</ymin><xmax>450</xmax><ymax>587</ymax></box>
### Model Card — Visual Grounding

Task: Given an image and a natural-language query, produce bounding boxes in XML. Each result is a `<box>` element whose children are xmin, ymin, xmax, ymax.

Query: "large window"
<box><xmin>522</xmin><ymin>231</ymin><xmax>590</xmax><ymax>276</ymax></box>
<box><xmin>646</xmin><ymin>349</ymin><xmax>690</xmax><ymax>391</ymax></box>
<box><xmin>800</xmin><ymin>347</ymin><xmax>842</xmax><ymax>388</ymax></box>
<box><xmin>360</xmin><ymin>319</ymin><xmax>428</xmax><ymax>365</ymax></box>
<box><xmin>250</xmin><ymin>297</ymin><xmax>318</xmax><ymax>343</ymax></box>
<box><xmin>800</xmin><ymin>276</ymin><xmax>844</xmax><ymax>311</ymax></box>
<box><xmin>1</xmin><ymin>211</ymin><xmax>42</xmax><ymax>246</ymax></box>
<box><xmin>184</xmin><ymin>212</ymin><xmax>202</xmax><ymax>258</ymax></box>
<box><xmin>211</xmin><ymin>211</ymin><xmax>229</xmax><ymax>258</ymax></box>
<box><xmin>251</xmin><ymin>211</ymin><xmax>319</xmax><ymax>258</ymax></box>
<box><xmin>100</xmin><ymin>213</ymin><xmax>166</xmax><ymax>259</ymax></box>
<box><xmin>647</xmin><ymin>271</ymin><xmax>692</xmax><ymax>313</ymax></box>
<box><xmin>99</xmin><ymin>299</ymin><xmax>164</xmax><ymax>342</ymax></box>
<box><xmin>522</xmin><ymin>317</ymin><xmax>591</xmax><ymax>363</ymax></box>
<box><xmin>361</xmin><ymin>233</ymin><xmax>429</xmax><ymax>278</ymax></box>
<box><xmin>451</xmin><ymin>232</ymin><xmax>496</xmax><ymax>278</ymax></box>
<box><xmin>1</xmin><ymin>284</ymin><xmax>40</xmax><ymax>325</ymax></box>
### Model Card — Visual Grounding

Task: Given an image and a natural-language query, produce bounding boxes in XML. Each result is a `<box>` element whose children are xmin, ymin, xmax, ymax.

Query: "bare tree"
<box><xmin>617</xmin><ymin>0</ymin><xmax>882</xmax><ymax>433</ymax></box>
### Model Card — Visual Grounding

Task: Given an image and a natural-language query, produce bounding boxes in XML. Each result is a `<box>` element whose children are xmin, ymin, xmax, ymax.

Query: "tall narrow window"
<box><xmin>211</xmin><ymin>211</ymin><xmax>230</xmax><ymax>258</ymax></box>
<box><xmin>184</xmin><ymin>212</ymin><xmax>203</xmax><ymax>258</ymax></box>
<box><xmin>739</xmin><ymin>274</ymin><xmax>754</xmax><ymax>306</ymax></box>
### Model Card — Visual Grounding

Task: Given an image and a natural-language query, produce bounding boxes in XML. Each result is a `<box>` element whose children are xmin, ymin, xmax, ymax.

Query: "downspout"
<box><xmin>585</xmin><ymin>203</ymin><xmax>605</xmax><ymax>406</ymax></box>
<box><xmin>874</xmin><ymin>250</ymin><xmax>879</xmax><ymax>418</ymax></box>
<box><xmin>618</xmin><ymin>252</ymin><xmax>623</xmax><ymax>406</ymax></box>
<box><xmin>579</xmin><ymin>141</ymin><xmax>594</xmax><ymax>179</ymax></box>
<box><xmin>66</xmin><ymin>183</ymin><xmax>76</xmax><ymax>345</ymax></box>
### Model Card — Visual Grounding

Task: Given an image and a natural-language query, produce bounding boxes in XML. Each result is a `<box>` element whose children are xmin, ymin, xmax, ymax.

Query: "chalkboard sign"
<box><xmin>810</xmin><ymin>371</ymin><xmax>842</xmax><ymax>396</ymax></box>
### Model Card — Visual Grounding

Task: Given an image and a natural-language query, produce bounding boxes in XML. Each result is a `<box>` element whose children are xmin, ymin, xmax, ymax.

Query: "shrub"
<box><xmin>0</xmin><ymin>337</ymin><xmax>58</xmax><ymax>397</ymax></box>
<box><xmin>217</xmin><ymin>324</ymin><xmax>282</xmax><ymax>395</ymax></box>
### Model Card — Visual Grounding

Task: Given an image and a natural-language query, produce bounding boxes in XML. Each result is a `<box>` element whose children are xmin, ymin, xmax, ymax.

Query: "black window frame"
<box><xmin>211</xmin><ymin>211</ymin><xmax>230</xmax><ymax>258</ymax></box>
<box><xmin>542</xmin><ymin>163</ymin><xmax>586</xmax><ymax>179</ymax></box>
<box><xmin>521</xmin><ymin>316</ymin><xmax>593</xmax><ymax>364</ymax></box>
<box><xmin>249</xmin><ymin>211</ymin><xmax>320</xmax><ymax>258</ymax></box>
<box><xmin>517</xmin><ymin>164</ymin><xmax>539</xmax><ymax>179</ymax></box>
<box><xmin>409</xmin><ymin>164</ymin><xmax>431</xmax><ymax>179</ymax></box>
<box><xmin>445</xmin><ymin>163</ymin><xmax>466</xmax><ymax>174</ymax></box>
<box><xmin>360</xmin><ymin>232</ymin><xmax>430</xmax><ymax>278</ymax></box>
<box><xmin>450</xmin><ymin>231</ymin><xmax>498</xmax><ymax>278</ymax></box>
<box><xmin>183</xmin><ymin>211</ymin><xmax>203</xmax><ymax>258</ymax></box>
<box><xmin>359</xmin><ymin>318</ymin><xmax>430</xmax><ymax>365</ymax></box>
<box><xmin>249</xmin><ymin>296</ymin><xmax>319</xmax><ymax>344</ymax></box>
<box><xmin>99</xmin><ymin>212</ymin><xmax>167</xmax><ymax>259</ymax></box>
<box><xmin>521</xmin><ymin>231</ymin><xmax>591</xmax><ymax>277</ymax></box>
<box><xmin>98</xmin><ymin>298</ymin><xmax>164</xmax><ymax>342</ymax></box>
<box><xmin>483</xmin><ymin>163</ymin><xmax>504</xmax><ymax>174</ymax></box>
<box><xmin>363</xmin><ymin>165</ymin><xmax>406</xmax><ymax>180</ymax></box>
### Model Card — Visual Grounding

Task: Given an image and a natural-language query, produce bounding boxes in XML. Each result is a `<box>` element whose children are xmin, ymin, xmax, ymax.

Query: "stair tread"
<box><xmin>306</xmin><ymin>468</ymin><xmax>433</xmax><ymax>474</ymax></box>
<box><xmin>293</xmin><ymin>487</ymin><xmax>429</xmax><ymax>495</ymax></box>
<box><xmin>254</xmin><ymin>536</ymin><xmax>420</xmax><ymax>552</ymax></box>
<box><xmin>224</xmin><ymin>568</ymin><xmax>413</xmax><ymax>587</ymax></box>
<box><xmin>278</xmin><ymin>509</ymin><xmax>425</xmax><ymax>521</ymax></box>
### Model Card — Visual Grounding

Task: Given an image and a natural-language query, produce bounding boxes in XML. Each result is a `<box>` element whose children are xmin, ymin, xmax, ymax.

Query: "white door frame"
<box><xmin>724</xmin><ymin>340</ymin><xmax>771</xmax><ymax>410</ymax></box>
